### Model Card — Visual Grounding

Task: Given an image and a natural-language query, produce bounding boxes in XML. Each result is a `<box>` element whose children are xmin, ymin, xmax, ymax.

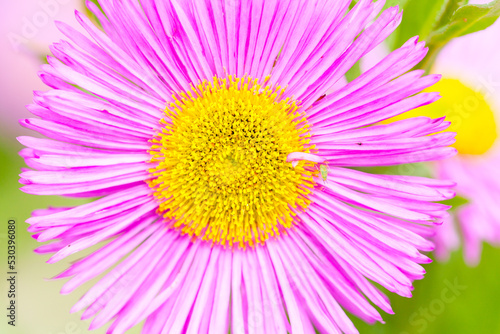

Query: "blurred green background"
<box><xmin>1</xmin><ymin>0</ymin><xmax>500</xmax><ymax>333</ymax></box>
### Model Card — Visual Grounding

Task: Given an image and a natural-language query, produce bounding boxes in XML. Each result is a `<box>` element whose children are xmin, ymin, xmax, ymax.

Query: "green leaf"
<box><xmin>434</xmin><ymin>0</ymin><xmax>469</xmax><ymax>30</ymax></box>
<box><xmin>428</xmin><ymin>0</ymin><xmax>500</xmax><ymax>44</ymax></box>
<box><xmin>419</xmin><ymin>0</ymin><xmax>500</xmax><ymax>72</ymax></box>
<box><xmin>439</xmin><ymin>195</ymin><xmax>470</xmax><ymax>210</ymax></box>
<box><xmin>383</xmin><ymin>0</ymin><xmax>500</xmax><ymax>72</ymax></box>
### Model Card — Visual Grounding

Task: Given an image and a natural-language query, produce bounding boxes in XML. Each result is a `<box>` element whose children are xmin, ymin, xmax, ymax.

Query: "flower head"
<box><xmin>383</xmin><ymin>2</ymin><xmax>500</xmax><ymax>265</ymax></box>
<box><xmin>430</xmin><ymin>31</ymin><xmax>500</xmax><ymax>265</ymax></box>
<box><xmin>20</xmin><ymin>0</ymin><xmax>456</xmax><ymax>332</ymax></box>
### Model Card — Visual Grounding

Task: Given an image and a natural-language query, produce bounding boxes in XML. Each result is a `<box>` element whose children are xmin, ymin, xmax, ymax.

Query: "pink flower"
<box><xmin>431</xmin><ymin>13</ymin><xmax>500</xmax><ymax>266</ymax></box>
<box><xmin>362</xmin><ymin>0</ymin><xmax>500</xmax><ymax>267</ymax></box>
<box><xmin>20</xmin><ymin>1</ymin><xmax>456</xmax><ymax>333</ymax></box>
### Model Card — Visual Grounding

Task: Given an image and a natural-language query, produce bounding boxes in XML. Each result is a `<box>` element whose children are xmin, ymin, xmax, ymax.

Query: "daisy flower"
<box><xmin>387</xmin><ymin>4</ymin><xmax>500</xmax><ymax>265</ymax></box>
<box><xmin>20</xmin><ymin>0</ymin><xmax>456</xmax><ymax>333</ymax></box>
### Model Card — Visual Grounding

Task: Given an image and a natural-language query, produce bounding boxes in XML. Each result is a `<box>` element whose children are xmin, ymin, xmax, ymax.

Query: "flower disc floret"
<box><xmin>149</xmin><ymin>76</ymin><xmax>316</xmax><ymax>247</ymax></box>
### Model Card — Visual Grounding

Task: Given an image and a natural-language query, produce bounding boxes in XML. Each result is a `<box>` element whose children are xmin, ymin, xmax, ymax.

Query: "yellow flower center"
<box><xmin>387</xmin><ymin>78</ymin><xmax>497</xmax><ymax>155</ymax></box>
<box><xmin>149</xmin><ymin>76</ymin><xmax>316</xmax><ymax>248</ymax></box>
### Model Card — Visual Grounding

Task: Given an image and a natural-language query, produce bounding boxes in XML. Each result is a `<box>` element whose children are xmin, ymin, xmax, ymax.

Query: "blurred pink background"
<box><xmin>0</xmin><ymin>0</ymin><xmax>82</xmax><ymax>145</ymax></box>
